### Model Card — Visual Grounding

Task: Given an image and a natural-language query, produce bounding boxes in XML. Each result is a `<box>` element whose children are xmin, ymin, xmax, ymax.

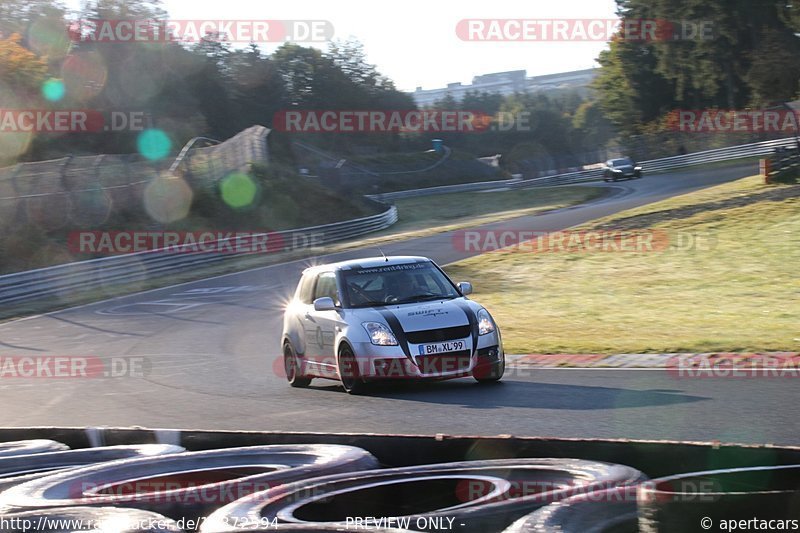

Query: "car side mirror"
<box><xmin>457</xmin><ymin>282</ymin><xmax>473</xmax><ymax>295</ymax></box>
<box><xmin>313</xmin><ymin>297</ymin><xmax>337</xmax><ymax>311</ymax></box>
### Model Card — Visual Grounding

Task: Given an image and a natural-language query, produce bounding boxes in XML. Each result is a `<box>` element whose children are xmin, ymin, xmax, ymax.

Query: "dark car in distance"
<box><xmin>603</xmin><ymin>157</ymin><xmax>643</xmax><ymax>181</ymax></box>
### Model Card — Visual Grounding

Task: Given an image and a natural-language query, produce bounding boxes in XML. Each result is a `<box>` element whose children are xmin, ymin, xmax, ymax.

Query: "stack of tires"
<box><xmin>0</xmin><ymin>439</ymin><xmax>797</xmax><ymax>532</ymax></box>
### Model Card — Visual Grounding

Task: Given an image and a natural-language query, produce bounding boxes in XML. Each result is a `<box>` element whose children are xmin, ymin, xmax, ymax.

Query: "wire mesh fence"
<box><xmin>0</xmin><ymin>126</ymin><xmax>270</xmax><ymax>229</ymax></box>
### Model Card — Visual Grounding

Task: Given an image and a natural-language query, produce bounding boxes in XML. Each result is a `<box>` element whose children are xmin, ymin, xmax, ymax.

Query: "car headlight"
<box><xmin>477</xmin><ymin>309</ymin><xmax>495</xmax><ymax>335</ymax></box>
<box><xmin>362</xmin><ymin>322</ymin><xmax>399</xmax><ymax>346</ymax></box>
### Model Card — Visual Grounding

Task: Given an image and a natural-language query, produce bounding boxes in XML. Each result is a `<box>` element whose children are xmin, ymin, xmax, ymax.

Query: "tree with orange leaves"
<box><xmin>0</xmin><ymin>33</ymin><xmax>49</xmax><ymax>94</ymax></box>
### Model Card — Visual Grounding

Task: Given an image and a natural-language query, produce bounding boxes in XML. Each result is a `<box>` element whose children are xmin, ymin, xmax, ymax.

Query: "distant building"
<box><xmin>411</xmin><ymin>68</ymin><xmax>597</xmax><ymax>107</ymax></box>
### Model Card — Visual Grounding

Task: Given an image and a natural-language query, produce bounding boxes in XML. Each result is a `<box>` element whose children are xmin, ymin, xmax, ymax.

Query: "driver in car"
<box><xmin>382</xmin><ymin>271</ymin><xmax>419</xmax><ymax>304</ymax></box>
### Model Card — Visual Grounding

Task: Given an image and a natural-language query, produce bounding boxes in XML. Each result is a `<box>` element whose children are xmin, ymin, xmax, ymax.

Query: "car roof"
<box><xmin>302</xmin><ymin>256</ymin><xmax>432</xmax><ymax>274</ymax></box>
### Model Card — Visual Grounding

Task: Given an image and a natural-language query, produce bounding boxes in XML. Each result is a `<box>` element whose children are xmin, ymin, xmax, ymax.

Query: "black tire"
<box><xmin>284</xmin><ymin>342</ymin><xmax>311</xmax><ymax>388</ymax></box>
<box><xmin>473</xmin><ymin>352</ymin><xmax>505</xmax><ymax>384</ymax></box>
<box><xmin>0</xmin><ymin>444</ymin><xmax>184</xmax><ymax>493</ymax></box>
<box><xmin>638</xmin><ymin>465</ymin><xmax>800</xmax><ymax>531</ymax></box>
<box><xmin>0</xmin><ymin>440</ymin><xmax>68</xmax><ymax>458</ymax></box>
<box><xmin>337</xmin><ymin>344</ymin><xmax>365</xmax><ymax>395</ymax></box>
<box><xmin>0</xmin><ymin>507</ymin><xmax>183</xmax><ymax>532</ymax></box>
<box><xmin>0</xmin><ymin>445</ymin><xmax>379</xmax><ymax>523</ymax></box>
<box><xmin>200</xmin><ymin>458</ymin><xmax>646</xmax><ymax>533</ymax></box>
<box><xmin>503</xmin><ymin>487</ymin><xmax>640</xmax><ymax>532</ymax></box>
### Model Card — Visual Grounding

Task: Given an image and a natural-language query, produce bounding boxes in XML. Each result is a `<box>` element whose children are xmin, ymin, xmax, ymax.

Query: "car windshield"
<box><xmin>341</xmin><ymin>263</ymin><xmax>461</xmax><ymax>307</ymax></box>
<box><xmin>610</xmin><ymin>158</ymin><xmax>634</xmax><ymax>166</ymax></box>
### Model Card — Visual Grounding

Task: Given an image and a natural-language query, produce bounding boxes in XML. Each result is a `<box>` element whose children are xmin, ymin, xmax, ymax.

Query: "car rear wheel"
<box><xmin>338</xmin><ymin>345</ymin><xmax>365</xmax><ymax>395</ymax></box>
<box><xmin>284</xmin><ymin>342</ymin><xmax>311</xmax><ymax>388</ymax></box>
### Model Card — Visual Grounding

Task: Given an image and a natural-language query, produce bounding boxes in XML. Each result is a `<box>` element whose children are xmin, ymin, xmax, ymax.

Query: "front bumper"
<box><xmin>349</xmin><ymin>332</ymin><xmax>503</xmax><ymax>380</ymax></box>
<box><xmin>613</xmin><ymin>170</ymin><xmax>640</xmax><ymax>178</ymax></box>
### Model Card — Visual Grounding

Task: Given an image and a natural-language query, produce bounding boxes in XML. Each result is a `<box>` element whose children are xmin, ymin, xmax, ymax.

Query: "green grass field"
<box><xmin>386</xmin><ymin>186</ymin><xmax>605</xmax><ymax>234</ymax></box>
<box><xmin>444</xmin><ymin>176</ymin><xmax>800</xmax><ymax>354</ymax></box>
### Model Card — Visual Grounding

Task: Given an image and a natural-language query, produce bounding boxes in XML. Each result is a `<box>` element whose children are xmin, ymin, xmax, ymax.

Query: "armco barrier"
<box><xmin>369</xmin><ymin>136</ymin><xmax>797</xmax><ymax>200</ymax></box>
<box><xmin>367</xmin><ymin>177</ymin><xmax>521</xmax><ymax>201</ymax></box>
<box><xmin>0</xmin><ymin>204</ymin><xmax>397</xmax><ymax>306</ymax></box>
<box><xmin>520</xmin><ymin>136</ymin><xmax>796</xmax><ymax>188</ymax></box>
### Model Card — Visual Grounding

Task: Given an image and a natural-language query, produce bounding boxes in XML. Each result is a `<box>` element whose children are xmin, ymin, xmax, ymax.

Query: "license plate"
<box><xmin>418</xmin><ymin>341</ymin><xmax>465</xmax><ymax>355</ymax></box>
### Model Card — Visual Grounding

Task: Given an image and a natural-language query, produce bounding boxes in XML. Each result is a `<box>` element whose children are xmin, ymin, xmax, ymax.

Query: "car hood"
<box><xmin>348</xmin><ymin>298</ymin><xmax>478</xmax><ymax>331</ymax></box>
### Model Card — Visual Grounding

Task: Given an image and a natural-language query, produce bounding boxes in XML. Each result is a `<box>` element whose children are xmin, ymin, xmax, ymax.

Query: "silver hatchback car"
<box><xmin>281</xmin><ymin>256</ymin><xmax>504</xmax><ymax>393</ymax></box>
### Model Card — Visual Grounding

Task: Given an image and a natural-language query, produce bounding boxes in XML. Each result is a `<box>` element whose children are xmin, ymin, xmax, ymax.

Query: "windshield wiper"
<box><xmin>352</xmin><ymin>300</ymin><xmax>388</xmax><ymax>308</ymax></box>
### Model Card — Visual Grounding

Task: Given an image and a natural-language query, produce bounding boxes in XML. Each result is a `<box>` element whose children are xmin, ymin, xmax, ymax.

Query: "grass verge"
<box><xmin>383</xmin><ymin>185</ymin><xmax>604</xmax><ymax>235</ymax></box>
<box><xmin>444</xmin><ymin>175</ymin><xmax>800</xmax><ymax>354</ymax></box>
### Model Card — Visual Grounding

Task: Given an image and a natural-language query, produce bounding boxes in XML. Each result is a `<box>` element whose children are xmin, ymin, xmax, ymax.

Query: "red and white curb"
<box><xmin>506</xmin><ymin>352</ymin><xmax>800</xmax><ymax>369</ymax></box>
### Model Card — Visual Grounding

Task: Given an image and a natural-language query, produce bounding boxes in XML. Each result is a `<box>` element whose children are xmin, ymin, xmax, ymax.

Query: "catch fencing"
<box><xmin>0</xmin><ymin>126</ymin><xmax>270</xmax><ymax>227</ymax></box>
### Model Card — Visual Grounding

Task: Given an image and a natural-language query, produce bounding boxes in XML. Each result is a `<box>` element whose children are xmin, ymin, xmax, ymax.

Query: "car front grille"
<box><xmin>415</xmin><ymin>350</ymin><xmax>472</xmax><ymax>374</ymax></box>
<box><xmin>405</xmin><ymin>325</ymin><xmax>471</xmax><ymax>344</ymax></box>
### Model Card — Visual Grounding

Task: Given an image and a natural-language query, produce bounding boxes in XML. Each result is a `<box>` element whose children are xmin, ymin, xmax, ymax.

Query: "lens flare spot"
<box><xmin>61</xmin><ymin>51</ymin><xmax>107</xmax><ymax>102</ymax></box>
<box><xmin>0</xmin><ymin>131</ymin><xmax>33</xmax><ymax>159</ymax></box>
<box><xmin>220</xmin><ymin>172</ymin><xmax>258</xmax><ymax>208</ymax></box>
<box><xmin>42</xmin><ymin>78</ymin><xmax>65</xmax><ymax>101</ymax></box>
<box><xmin>0</xmin><ymin>83</ymin><xmax>34</xmax><ymax>158</ymax></box>
<box><xmin>137</xmin><ymin>129</ymin><xmax>172</xmax><ymax>160</ymax></box>
<box><xmin>143</xmin><ymin>175</ymin><xmax>193</xmax><ymax>223</ymax></box>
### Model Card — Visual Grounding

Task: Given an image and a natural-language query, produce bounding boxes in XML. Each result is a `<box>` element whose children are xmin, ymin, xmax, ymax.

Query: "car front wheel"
<box><xmin>338</xmin><ymin>344</ymin><xmax>366</xmax><ymax>394</ymax></box>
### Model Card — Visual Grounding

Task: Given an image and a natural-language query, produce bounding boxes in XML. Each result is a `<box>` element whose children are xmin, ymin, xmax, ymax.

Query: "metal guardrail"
<box><xmin>370</xmin><ymin>137</ymin><xmax>798</xmax><ymax>198</ymax></box>
<box><xmin>0</xmin><ymin>204</ymin><xmax>397</xmax><ymax>305</ymax></box>
<box><xmin>367</xmin><ymin>177</ymin><xmax>522</xmax><ymax>201</ymax></box>
<box><xmin>506</xmin><ymin>137</ymin><xmax>798</xmax><ymax>189</ymax></box>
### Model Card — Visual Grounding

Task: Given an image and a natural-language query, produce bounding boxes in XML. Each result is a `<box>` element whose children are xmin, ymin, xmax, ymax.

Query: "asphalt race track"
<box><xmin>3</xmin><ymin>161</ymin><xmax>794</xmax><ymax>445</ymax></box>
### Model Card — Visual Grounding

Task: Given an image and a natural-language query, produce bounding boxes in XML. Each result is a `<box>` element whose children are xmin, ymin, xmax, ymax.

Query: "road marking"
<box><xmin>96</xmin><ymin>301</ymin><xmax>209</xmax><ymax>316</ymax></box>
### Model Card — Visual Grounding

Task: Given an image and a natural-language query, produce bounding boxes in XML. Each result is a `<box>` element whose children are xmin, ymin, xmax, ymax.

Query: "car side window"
<box><xmin>313</xmin><ymin>272</ymin><xmax>340</xmax><ymax>306</ymax></box>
